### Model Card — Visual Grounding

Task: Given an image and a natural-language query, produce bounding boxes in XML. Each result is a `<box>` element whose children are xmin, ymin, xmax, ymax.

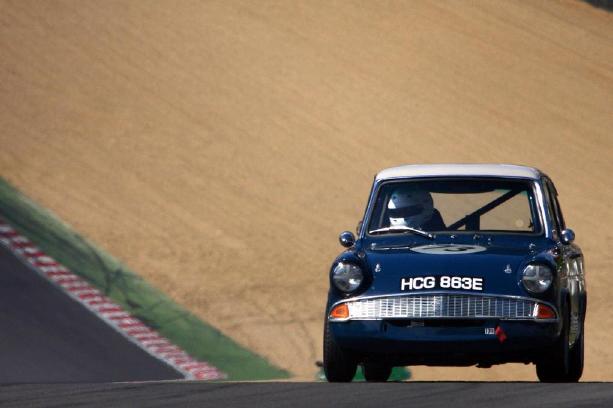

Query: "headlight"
<box><xmin>522</xmin><ymin>264</ymin><xmax>553</xmax><ymax>293</ymax></box>
<box><xmin>332</xmin><ymin>262</ymin><xmax>363</xmax><ymax>293</ymax></box>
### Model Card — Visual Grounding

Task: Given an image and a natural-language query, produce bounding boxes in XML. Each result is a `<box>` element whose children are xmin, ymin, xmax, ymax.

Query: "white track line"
<box><xmin>0</xmin><ymin>218</ymin><xmax>226</xmax><ymax>380</ymax></box>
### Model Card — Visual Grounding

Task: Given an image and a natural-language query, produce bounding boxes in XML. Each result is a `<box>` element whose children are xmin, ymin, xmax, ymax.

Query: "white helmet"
<box><xmin>388</xmin><ymin>186</ymin><xmax>434</xmax><ymax>228</ymax></box>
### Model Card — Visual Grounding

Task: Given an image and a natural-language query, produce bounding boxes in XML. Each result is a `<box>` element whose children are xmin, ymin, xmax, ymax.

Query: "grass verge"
<box><xmin>316</xmin><ymin>366</ymin><xmax>412</xmax><ymax>382</ymax></box>
<box><xmin>0</xmin><ymin>177</ymin><xmax>289</xmax><ymax>380</ymax></box>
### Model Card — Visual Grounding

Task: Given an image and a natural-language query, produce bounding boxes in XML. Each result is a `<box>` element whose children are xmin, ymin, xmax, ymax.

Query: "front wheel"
<box><xmin>323</xmin><ymin>321</ymin><xmax>357</xmax><ymax>382</ymax></box>
<box><xmin>536</xmin><ymin>309</ymin><xmax>583</xmax><ymax>382</ymax></box>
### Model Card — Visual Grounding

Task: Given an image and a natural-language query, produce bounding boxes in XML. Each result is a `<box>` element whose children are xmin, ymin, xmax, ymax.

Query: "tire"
<box><xmin>536</xmin><ymin>307</ymin><xmax>583</xmax><ymax>383</ymax></box>
<box><xmin>566</xmin><ymin>322</ymin><xmax>584</xmax><ymax>382</ymax></box>
<box><xmin>323</xmin><ymin>320</ymin><xmax>357</xmax><ymax>382</ymax></box>
<box><xmin>363</xmin><ymin>363</ymin><xmax>392</xmax><ymax>382</ymax></box>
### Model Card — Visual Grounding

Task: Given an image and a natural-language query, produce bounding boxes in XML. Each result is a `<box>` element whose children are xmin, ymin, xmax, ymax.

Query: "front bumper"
<box><xmin>327</xmin><ymin>291</ymin><xmax>560</xmax><ymax>365</ymax></box>
<box><xmin>330</xmin><ymin>319</ymin><xmax>558</xmax><ymax>366</ymax></box>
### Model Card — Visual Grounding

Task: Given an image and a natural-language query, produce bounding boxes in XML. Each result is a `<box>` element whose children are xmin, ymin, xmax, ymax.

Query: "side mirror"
<box><xmin>560</xmin><ymin>228</ymin><xmax>575</xmax><ymax>245</ymax></box>
<box><xmin>339</xmin><ymin>231</ymin><xmax>356</xmax><ymax>248</ymax></box>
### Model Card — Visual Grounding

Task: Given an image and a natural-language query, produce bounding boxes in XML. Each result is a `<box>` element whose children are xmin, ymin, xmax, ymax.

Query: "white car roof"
<box><xmin>375</xmin><ymin>164</ymin><xmax>541</xmax><ymax>181</ymax></box>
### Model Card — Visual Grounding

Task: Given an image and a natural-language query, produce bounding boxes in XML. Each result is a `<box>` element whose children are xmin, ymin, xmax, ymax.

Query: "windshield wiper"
<box><xmin>368</xmin><ymin>226</ymin><xmax>434</xmax><ymax>239</ymax></box>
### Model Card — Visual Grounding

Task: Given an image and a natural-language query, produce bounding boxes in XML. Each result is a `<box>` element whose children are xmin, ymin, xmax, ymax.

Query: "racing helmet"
<box><xmin>387</xmin><ymin>186</ymin><xmax>434</xmax><ymax>228</ymax></box>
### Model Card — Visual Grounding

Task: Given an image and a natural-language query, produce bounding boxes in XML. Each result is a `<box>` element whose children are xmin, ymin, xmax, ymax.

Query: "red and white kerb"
<box><xmin>0</xmin><ymin>218</ymin><xmax>226</xmax><ymax>381</ymax></box>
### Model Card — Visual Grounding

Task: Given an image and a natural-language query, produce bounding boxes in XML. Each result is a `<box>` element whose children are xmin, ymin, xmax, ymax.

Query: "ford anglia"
<box><xmin>324</xmin><ymin>164</ymin><xmax>586</xmax><ymax>382</ymax></box>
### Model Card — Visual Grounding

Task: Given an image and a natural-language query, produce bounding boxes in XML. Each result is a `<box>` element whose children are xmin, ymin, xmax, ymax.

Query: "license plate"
<box><xmin>400</xmin><ymin>276</ymin><xmax>484</xmax><ymax>291</ymax></box>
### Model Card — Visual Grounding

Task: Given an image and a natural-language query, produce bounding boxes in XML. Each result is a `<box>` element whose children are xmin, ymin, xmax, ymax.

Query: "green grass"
<box><xmin>316</xmin><ymin>366</ymin><xmax>412</xmax><ymax>382</ymax></box>
<box><xmin>0</xmin><ymin>177</ymin><xmax>289</xmax><ymax>380</ymax></box>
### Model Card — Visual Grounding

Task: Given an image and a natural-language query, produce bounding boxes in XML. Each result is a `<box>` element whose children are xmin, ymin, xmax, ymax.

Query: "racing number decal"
<box><xmin>401</xmin><ymin>276</ymin><xmax>483</xmax><ymax>291</ymax></box>
<box><xmin>410</xmin><ymin>244</ymin><xmax>487</xmax><ymax>255</ymax></box>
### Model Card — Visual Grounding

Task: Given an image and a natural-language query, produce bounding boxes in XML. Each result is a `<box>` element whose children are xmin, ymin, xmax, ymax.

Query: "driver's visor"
<box><xmin>387</xmin><ymin>205</ymin><xmax>423</xmax><ymax>218</ymax></box>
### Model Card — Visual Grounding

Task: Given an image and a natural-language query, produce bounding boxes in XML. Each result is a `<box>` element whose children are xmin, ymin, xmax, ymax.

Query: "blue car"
<box><xmin>324</xmin><ymin>164</ymin><xmax>586</xmax><ymax>382</ymax></box>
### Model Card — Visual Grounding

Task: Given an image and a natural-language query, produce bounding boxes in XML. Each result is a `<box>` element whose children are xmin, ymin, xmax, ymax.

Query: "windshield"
<box><xmin>367</xmin><ymin>178</ymin><xmax>541</xmax><ymax>235</ymax></box>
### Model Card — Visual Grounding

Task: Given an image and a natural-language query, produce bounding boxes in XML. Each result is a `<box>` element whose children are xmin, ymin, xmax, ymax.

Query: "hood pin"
<box><xmin>375</xmin><ymin>264</ymin><xmax>382</xmax><ymax>273</ymax></box>
<box><xmin>504</xmin><ymin>264</ymin><xmax>512</xmax><ymax>274</ymax></box>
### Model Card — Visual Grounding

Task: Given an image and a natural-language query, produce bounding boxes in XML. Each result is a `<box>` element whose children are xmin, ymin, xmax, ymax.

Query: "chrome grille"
<box><xmin>345</xmin><ymin>294</ymin><xmax>538</xmax><ymax>320</ymax></box>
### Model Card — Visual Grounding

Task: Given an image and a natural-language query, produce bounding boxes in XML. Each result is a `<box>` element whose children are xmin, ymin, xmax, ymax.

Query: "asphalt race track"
<box><xmin>2</xmin><ymin>381</ymin><xmax>613</xmax><ymax>407</ymax></box>
<box><xmin>0</xmin><ymin>244</ymin><xmax>182</xmax><ymax>383</ymax></box>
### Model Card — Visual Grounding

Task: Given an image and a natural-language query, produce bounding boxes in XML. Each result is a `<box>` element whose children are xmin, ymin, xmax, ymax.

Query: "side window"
<box><xmin>544</xmin><ymin>178</ymin><xmax>566</xmax><ymax>232</ymax></box>
<box><xmin>543</xmin><ymin>180</ymin><xmax>559</xmax><ymax>233</ymax></box>
<box><xmin>551</xmin><ymin>186</ymin><xmax>566</xmax><ymax>231</ymax></box>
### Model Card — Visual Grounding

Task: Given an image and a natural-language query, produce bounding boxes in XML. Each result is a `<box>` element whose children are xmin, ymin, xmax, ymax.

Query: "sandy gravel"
<box><xmin>1</xmin><ymin>0</ymin><xmax>612</xmax><ymax>380</ymax></box>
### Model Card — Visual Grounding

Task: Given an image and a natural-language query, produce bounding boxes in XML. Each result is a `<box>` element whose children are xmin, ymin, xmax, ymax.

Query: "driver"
<box><xmin>387</xmin><ymin>186</ymin><xmax>446</xmax><ymax>230</ymax></box>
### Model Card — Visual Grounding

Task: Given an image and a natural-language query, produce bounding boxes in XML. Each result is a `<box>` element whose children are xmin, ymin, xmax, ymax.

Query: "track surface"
<box><xmin>2</xmin><ymin>382</ymin><xmax>613</xmax><ymax>408</ymax></box>
<box><xmin>0</xmin><ymin>245</ymin><xmax>182</xmax><ymax>383</ymax></box>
